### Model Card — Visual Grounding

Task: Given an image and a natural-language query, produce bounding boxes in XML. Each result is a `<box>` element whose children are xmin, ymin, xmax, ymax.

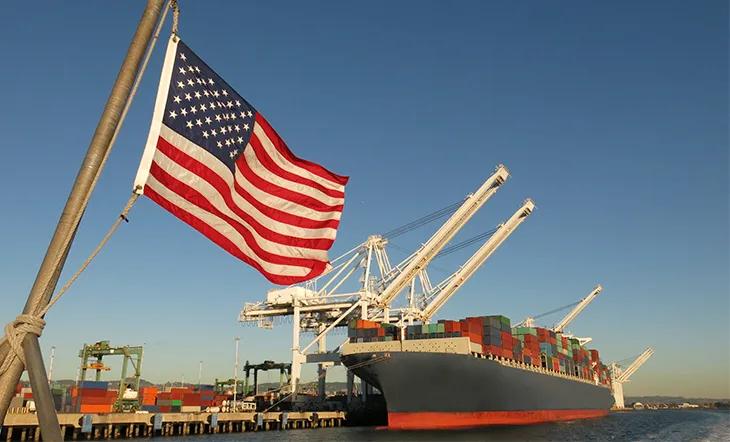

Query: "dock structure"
<box><xmin>1</xmin><ymin>411</ymin><xmax>345</xmax><ymax>440</ymax></box>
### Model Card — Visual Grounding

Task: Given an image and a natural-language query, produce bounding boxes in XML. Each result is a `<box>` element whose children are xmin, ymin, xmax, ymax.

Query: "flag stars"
<box><xmin>169</xmin><ymin>110</ymin><xmax>178</xmax><ymax>119</ymax></box>
<box><xmin>222</xmin><ymin>89</ymin><xmax>229</xmax><ymax>96</ymax></box>
<box><xmin>196</xmin><ymin>119</ymin><xmax>203</xmax><ymax>126</ymax></box>
<box><xmin>247</xmin><ymin>110</ymin><xmax>253</xmax><ymax>117</ymax></box>
<box><xmin>186</xmin><ymin>121</ymin><xmax>193</xmax><ymax>129</ymax></box>
<box><xmin>177</xmin><ymin>81</ymin><xmax>185</xmax><ymax>88</ymax></box>
<box><xmin>212</xmin><ymin>90</ymin><xmax>220</xmax><ymax>98</ymax></box>
<box><xmin>236</xmin><ymin>136</ymin><xmax>244</xmax><ymax>144</ymax></box>
<box><xmin>179</xmin><ymin>52</ymin><xmax>187</xmax><ymax>61</ymax></box>
<box><xmin>211</xmin><ymin>129</ymin><xmax>218</xmax><ymax>136</ymax></box>
<box><xmin>194</xmin><ymin>66</ymin><xmax>201</xmax><ymax>73</ymax></box>
<box><xmin>187</xmin><ymin>66</ymin><xmax>195</xmax><ymax>73</ymax></box>
<box><xmin>205</xmin><ymin>117</ymin><xmax>212</xmax><ymax>124</ymax></box>
<box><xmin>202</xmin><ymin>130</ymin><xmax>209</xmax><ymax>138</ymax></box>
<box><xmin>208</xmin><ymin>78</ymin><xmax>214</xmax><ymax>85</ymax></box>
<box><xmin>173</xmin><ymin>95</ymin><xmax>181</xmax><ymax>104</ymax></box>
<box><xmin>210</xmin><ymin>102</ymin><xmax>217</xmax><ymax>109</ymax></box>
<box><xmin>189</xmin><ymin>105</ymin><xmax>197</xmax><ymax>114</ymax></box>
<box><xmin>221</xmin><ymin>126</ymin><xmax>228</xmax><ymax>134</ymax></box>
<box><xmin>180</xmin><ymin>108</ymin><xmax>188</xmax><ymax>117</ymax></box>
<box><xmin>235</xmin><ymin>100</ymin><xmax>241</xmax><ymax>107</ymax></box>
<box><xmin>234</xmin><ymin>125</ymin><xmax>241</xmax><ymax>132</ymax></box>
<box><xmin>216</xmin><ymin>141</ymin><xmax>223</xmax><ymax>148</ymax></box>
<box><xmin>178</xmin><ymin>67</ymin><xmax>187</xmax><ymax>75</ymax></box>
<box><xmin>194</xmin><ymin>91</ymin><xmax>201</xmax><ymax>99</ymax></box>
<box><xmin>200</xmin><ymin>104</ymin><xmax>207</xmax><ymax>112</ymax></box>
<box><xmin>215</xmin><ymin>114</ymin><xmax>222</xmax><ymax>122</ymax></box>
<box><xmin>187</xmin><ymin>79</ymin><xmax>195</xmax><ymax>86</ymax></box>
<box><xmin>243</xmin><ymin>123</ymin><xmax>250</xmax><ymax>131</ymax></box>
<box><xmin>203</xmin><ymin>90</ymin><xmax>210</xmax><ymax>97</ymax></box>
<box><xmin>225</xmin><ymin>139</ymin><xmax>232</xmax><ymax>147</ymax></box>
<box><xmin>229</xmin><ymin>149</ymin><xmax>238</xmax><ymax>158</ymax></box>
<box><xmin>184</xmin><ymin>93</ymin><xmax>192</xmax><ymax>101</ymax></box>
<box><xmin>239</xmin><ymin>111</ymin><xmax>246</xmax><ymax>119</ymax></box>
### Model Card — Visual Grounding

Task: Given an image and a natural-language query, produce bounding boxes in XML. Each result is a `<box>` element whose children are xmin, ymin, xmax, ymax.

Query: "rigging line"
<box><xmin>383</xmin><ymin>199</ymin><xmax>465</xmax><ymax>239</ymax></box>
<box><xmin>28</xmin><ymin>1</ymin><xmax>173</xmax><ymax>319</ymax></box>
<box><xmin>433</xmin><ymin>228</ymin><xmax>499</xmax><ymax>259</ymax></box>
<box><xmin>532</xmin><ymin>300</ymin><xmax>582</xmax><ymax>320</ymax></box>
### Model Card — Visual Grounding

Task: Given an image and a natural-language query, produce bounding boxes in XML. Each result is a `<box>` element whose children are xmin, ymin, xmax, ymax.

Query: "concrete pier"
<box><xmin>1</xmin><ymin>411</ymin><xmax>345</xmax><ymax>440</ymax></box>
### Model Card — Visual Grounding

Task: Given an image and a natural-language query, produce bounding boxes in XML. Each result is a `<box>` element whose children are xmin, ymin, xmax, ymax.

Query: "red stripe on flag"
<box><xmin>155</xmin><ymin>136</ymin><xmax>334</xmax><ymax>250</ymax></box>
<box><xmin>255</xmin><ymin>114</ymin><xmax>349</xmax><ymax>186</ymax></box>
<box><xmin>231</xmin><ymin>179</ymin><xmax>341</xmax><ymax>230</ymax></box>
<box><xmin>236</xmin><ymin>153</ymin><xmax>345</xmax><ymax>213</ymax></box>
<box><xmin>247</xmin><ymin>131</ymin><xmax>345</xmax><ymax>199</ymax></box>
<box><xmin>143</xmin><ymin>184</ymin><xmax>327</xmax><ymax>285</ymax></box>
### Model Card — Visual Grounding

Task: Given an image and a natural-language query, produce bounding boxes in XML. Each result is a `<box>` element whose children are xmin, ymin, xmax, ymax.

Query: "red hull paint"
<box><xmin>388</xmin><ymin>409</ymin><xmax>609</xmax><ymax>430</ymax></box>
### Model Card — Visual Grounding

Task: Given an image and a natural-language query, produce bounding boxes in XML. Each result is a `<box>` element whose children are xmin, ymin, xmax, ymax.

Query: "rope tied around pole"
<box><xmin>0</xmin><ymin>315</ymin><xmax>45</xmax><ymax>376</ymax></box>
<box><xmin>171</xmin><ymin>0</ymin><xmax>180</xmax><ymax>35</ymax></box>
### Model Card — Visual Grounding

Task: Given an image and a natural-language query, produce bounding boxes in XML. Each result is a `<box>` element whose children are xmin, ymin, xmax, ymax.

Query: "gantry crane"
<box><xmin>78</xmin><ymin>341</ymin><xmax>144</xmax><ymax>412</ymax></box>
<box><xmin>239</xmin><ymin>165</ymin><xmax>533</xmax><ymax>395</ymax></box>
<box><xmin>610</xmin><ymin>347</ymin><xmax>654</xmax><ymax>409</ymax></box>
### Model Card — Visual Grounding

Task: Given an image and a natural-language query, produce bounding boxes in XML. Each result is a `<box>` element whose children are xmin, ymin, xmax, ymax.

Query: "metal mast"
<box><xmin>0</xmin><ymin>0</ymin><xmax>166</xmax><ymax>431</ymax></box>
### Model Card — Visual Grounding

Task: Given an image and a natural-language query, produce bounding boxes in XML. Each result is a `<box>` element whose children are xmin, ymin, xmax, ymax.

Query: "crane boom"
<box><xmin>617</xmin><ymin>347</ymin><xmax>654</xmax><ymax>383</ymax></box>
<box><xmin>376</xmin><ymin>165</ymin><xmax>510</xmax><ymax>307</ymax></box>
<box><xmin>553</xmin><ymin>285</ymin><xmax>603</xmax><ymax>332</ymax></box>
<box><xmin>420</xmin><ymin>199</ymin><xmax>535</xmax><ymax>320</ymax></box>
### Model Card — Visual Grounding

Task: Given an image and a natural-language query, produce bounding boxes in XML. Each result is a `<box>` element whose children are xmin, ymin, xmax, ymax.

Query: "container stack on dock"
<box><xmin>71</xmin><ymin>381</ymin><xmax>117</xmax><ymax>413</ymax></box>
<box><xmin>138</xmin><ymin>386</ymin><xmax>158</xmax><ymax>412</ymax></box>
<box><xmin>347</xmin><ymin>314</ymin><xmax>611</xmax><ymax>385</ymax></box>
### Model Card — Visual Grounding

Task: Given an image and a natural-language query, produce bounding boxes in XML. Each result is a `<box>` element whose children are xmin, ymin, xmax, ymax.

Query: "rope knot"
<box><xmin>0</xmin><ymin>314</ymin><xmax>46</xmax><ymax>374</ymax></box>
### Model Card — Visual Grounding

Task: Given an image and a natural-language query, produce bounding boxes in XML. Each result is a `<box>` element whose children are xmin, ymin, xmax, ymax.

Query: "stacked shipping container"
<box><xmin>71</xmin><ymin>381</ymin><xmax>117</xmax><ymax>413</ymax></box>
<box><xmin>347</xmin><ymin>314</ymin><xmax>611</xmax><ymax>385</ymax></box>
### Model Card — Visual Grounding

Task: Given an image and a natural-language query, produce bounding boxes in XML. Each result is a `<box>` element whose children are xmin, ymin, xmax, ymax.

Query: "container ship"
<box><xmin>341</xmin><ymin>315</ymin><xmax>614</xmax><ymax>430</ymax></box>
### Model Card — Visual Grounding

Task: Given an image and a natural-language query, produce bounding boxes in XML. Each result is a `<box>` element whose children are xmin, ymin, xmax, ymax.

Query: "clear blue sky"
<box><xmin>1</xmin><ymin>1</ymin><xmax>727</xmax><ymax>398</ymax></box>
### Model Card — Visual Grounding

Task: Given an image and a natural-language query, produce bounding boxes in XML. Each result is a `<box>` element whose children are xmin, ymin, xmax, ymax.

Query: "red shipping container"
<box><xmin>77</xmin><ymin>388</ymin><xmax>108</xmax><ymax>398</ymax></box>
<box><xmin>79</xmin><ymin>396</ymin><xmax>116</xmax><ymax>405</ymax></box>
<box><xmin>159</xmin><ymin>406</ymin><xmax>171</xmax><ymax>413</ymax></box>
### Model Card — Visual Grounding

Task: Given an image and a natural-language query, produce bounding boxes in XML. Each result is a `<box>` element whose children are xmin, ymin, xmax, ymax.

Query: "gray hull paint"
<box><xmin>342</xmin><ymin>351</ymin><xmax>614</xmax><ymax>413</ymax></box>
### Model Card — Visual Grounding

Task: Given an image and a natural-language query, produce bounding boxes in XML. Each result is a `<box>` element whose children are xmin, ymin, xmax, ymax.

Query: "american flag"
<box><xmin>134</xmin><ymin>36</ymin><xmax>348</xmax><ymax>285</ymax></box>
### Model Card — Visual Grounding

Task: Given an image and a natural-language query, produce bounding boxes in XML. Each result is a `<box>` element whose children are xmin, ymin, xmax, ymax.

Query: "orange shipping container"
<box><xmin>79</xmin><ymin>404</ymin><xmax>113</xmax><ymax>414</ymax></box>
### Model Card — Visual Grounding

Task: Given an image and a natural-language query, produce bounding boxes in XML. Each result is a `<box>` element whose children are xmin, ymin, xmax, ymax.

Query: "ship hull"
<box><xmin>342</xmin><ymin>351</ymin><xmax>614</xmax><ymax>430</ymax></box>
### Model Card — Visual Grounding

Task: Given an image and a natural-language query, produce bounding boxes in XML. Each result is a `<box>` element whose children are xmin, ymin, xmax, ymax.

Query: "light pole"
<box><xmin>198</xmin><ymin>360</ymin><xmax>203</xmax><ymax>390</ymax></box>
<box><xmin>47</xmin><ymin>346</ymin><xmax>56</xmax><ymax>385</ymax></box>
<box><xmin>233</xmin><ymin>337</ymin><xmax>240</xmax><ymax>411</ymax></box>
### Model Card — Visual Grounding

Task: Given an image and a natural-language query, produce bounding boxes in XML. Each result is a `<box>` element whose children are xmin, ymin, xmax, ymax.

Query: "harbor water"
<box><xmin>167</xmin><ymin>410</ymin><xmax>729</xmax><ymax>441</ymax></box>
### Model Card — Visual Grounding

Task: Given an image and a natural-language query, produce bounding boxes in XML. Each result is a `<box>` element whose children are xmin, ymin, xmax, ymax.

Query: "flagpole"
<box><xmin>0</xmin><ymin>0</ymin><xmax>166</xmax><ymax>432</ymax></box>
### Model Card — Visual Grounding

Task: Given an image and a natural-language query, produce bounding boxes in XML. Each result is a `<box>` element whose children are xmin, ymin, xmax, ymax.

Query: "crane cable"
<box><xmin>532</xmin><ymin>300</ymin><xmax>582</xmax><ymax>320</ymax></box>
<box><xmin>433</xmin><ymin>227</ymin><xmax>499</xmax><ymax>259</ymax></box>
<box><xmin>383</xmin><ymin>199</ymin><xmax>465</xmax><ymax>239</ymax></box>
